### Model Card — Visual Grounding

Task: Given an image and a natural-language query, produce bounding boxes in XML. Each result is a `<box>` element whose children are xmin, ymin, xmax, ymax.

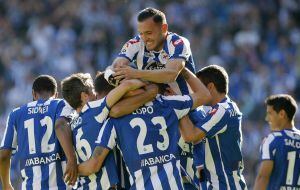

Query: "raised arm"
<box><xmin>113</xmin><ymin>59</ymin><xmax>185</xmax><ymax>83</ymax></box>
<box><xmin>181</xmin><ymin>68</ymin><xmax>211</xmax><ymax>109</ymax></box>
<box><xmin>0</xmin><ymin>149</ymin><xmax>13</xmax><ymax>190</ymax></box>
<box><xmin>106</xmin><ymin>79</ymin><xmax>145</xmax><ymax>108</ymax></box>
<box><xmin>54</xmin><ymin>118</ymin><xmax>77</xmax><ymax>186</ymax></box>
<box><xmin>253</xmin><ymin>160</ymin><xmax>273</xmax><ymax>190</ymax></box>
<box><xmin>109</xmin><ymin>83</ymin><xmax>158</xmax><ymax>118</ymax></box>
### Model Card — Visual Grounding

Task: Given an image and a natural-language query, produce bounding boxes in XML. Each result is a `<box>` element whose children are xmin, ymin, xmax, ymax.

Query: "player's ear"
<box><xmin>279</xmin><ymin>109</ymin><xmax>286</xmax><ymax>120</ymax></box>
<box><xmin>162</xmin><ymin>23</ymin><xmax>168</xmax><ymax>33</ymax></box>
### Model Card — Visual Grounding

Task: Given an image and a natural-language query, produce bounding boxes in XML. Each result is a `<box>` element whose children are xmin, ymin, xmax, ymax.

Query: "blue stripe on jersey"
<box><xmin>41</xmin><ymin>164</ymin><xmax>49</xmax><ymax>189</ymax></box>
<box><xmin>170</xmin><ymin>35</ymin><xmax>184</xmax><ymax>60</ymax></box>
<box><xmin>207</xmin><ymin>138</ymin><xmax>228</xmax><ymax>189</ymax></box>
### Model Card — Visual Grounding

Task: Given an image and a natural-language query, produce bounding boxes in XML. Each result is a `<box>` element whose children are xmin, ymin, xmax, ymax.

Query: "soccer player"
<box><xmin>77</xmin><ymin>68</ymin><xmax>211</xmax><ymax>189</ymax></box>
<box><xmin>111</xmin><ymin>7</ymin><xmax>195</xmax><ymax>92</ymax></box>
<box><xmin>0</xmin><ymin>75</ymin><xmax>73</xmax><ymax>190</ymax></box>
<box><xmin>108</xmin><ymin>7</ymin><xmax>201</xmax><ymax>188</ymax></box>
<box><xmin>254</xmin><ymin>94</ymin><xmax>300</xmax><ymax>190</ymax></box>
<box><xmin>179</xmin><ymin>65</ymin><xmax>247</xmax><ymax>189</ymax></box>
<box><xmin>60</xmin><ymin>72</ymin><xmax>158</xmax><ymax>189</ymax></box>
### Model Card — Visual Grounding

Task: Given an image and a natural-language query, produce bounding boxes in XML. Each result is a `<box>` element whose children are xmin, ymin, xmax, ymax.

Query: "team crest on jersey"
<box><xmin>161</xmin><ymin>51</ymin><xmax>169</xmax><ymax>60</ymax></box>
<box><xmin>128</xmin><ymin>39</ymin><xmax>139</xmax><ymax>44</ymax></box>
<box><xmin>172</xmin><ymin>38</ymin><xmax>183</xmax><ymax>46</ymax></box>
<box><xmin>209</xmin><ymin>108</ymin><xmax>217</xmax><ymax>115</ymax></box>
<box><xmin>145</xmin><ymin>61</ymin><xmax>165</xmax><ymax>70</ymax></box>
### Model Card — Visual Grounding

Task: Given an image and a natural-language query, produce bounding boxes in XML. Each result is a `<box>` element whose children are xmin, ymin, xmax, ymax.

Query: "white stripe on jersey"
<box><xmin>149</xmin><ymin>166</ymin><xmax>163</xmax><ymax>190</ymax></box>
<box><xmin>94</xmin><ymin>107</ymin><xmax>109</xmax><ymax>124</ymax></box>
<box><xmin>134</xmin><ymin>170</ymin><xmax>144</xmax><ymax>189</ymax></box>
<box><xmin>100</xmin><ymin>167</ymin><xmax>110</xmax><ymax>189</ymax></box>
<box><xmin>107</xmin><ymin>127</ymin><xmax>116</xmax><ymax>149</ymax></box>
<box><xmin>48</xmin><ymin>162</ymin><xmax>58</xmax><ymax>190</ymax></box>
<box><xmin>202</xmin><ymin>106</ymin><xmax>226</xmax><ymax>133</ymax></box>
<box><xmin>27</xmin><ymin>101</ymin><xmax>37</xmax><ymax>107</ymax></box>
<box><xmin>233</xmin><ymin>171</ymin><xmax>243</xmax><ymax>190</ymax></box>
<box><xmin>32</xmin><ymin>165</ymin><xmax>42</xmax><ymax>189</ymax></box>
<box><xmin>164</xmin><ymin>162</ymin><xmax>179</xmax><ymax>190</ymax></box>
<box><xmin>174</xmin><ymin>108</ymin><xmax>190</xmax><ymax>120</ymax></box>
<box><xmin>163</xmin><ymin>95</ymin><xmax>190</xmax><ymax>101</ymax></box>
<box><xmin>88</xmin><ymin>98</ymin><xmax>105</xmax><ymax>108</ymax></box>
<box><xmin>262</xmin><ymin>135</ymin><xmax>275</xmax><ymax>159</ymax></box>
<box><xmin>205</xmin><ymin>139</ymin><xmax>219</xmax><ymax>189</ymax></box>
<box><xmin>21</xmin><ymin>169</ymin><xmax>28</xmax><ymax>190</ymax></box>
<box><xmin>186</xmin><ymin>157</ymin><xmax>194</xmax><ymax>181</ymax></box>
<box><xmin>88</xmin><ymin>173</ymin><xmax>97</xmax><ymax>189</ymax></box>
<box><xmin>216</xmin><ymin>135</ymin><xmax>230</xmax><ymax>189</ymax></box>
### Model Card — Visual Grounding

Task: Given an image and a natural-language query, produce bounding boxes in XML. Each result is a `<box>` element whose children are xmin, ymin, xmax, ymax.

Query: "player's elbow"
<box><xmin>0</xmin><ymin>150</ymin><xmax>11</xmax><ymax>163</ymax></box>
<box><xmin>109</xmin><ymin>107</ymin><xmax>122</xmax><ymax>118</ymax></box>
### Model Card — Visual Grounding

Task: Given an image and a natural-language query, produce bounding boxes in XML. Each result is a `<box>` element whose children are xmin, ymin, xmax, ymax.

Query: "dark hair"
<box><xmin>137</xmin><ymin>7</ymin><xmax>166</xmax><ymax>24</ymax></box>
<box><xmin>32</xmin><ymin>75</ymin><xmax>57</xmax><ymax>95</ymax></box>
<box><xmin>196</xmin><ymin>65</ymin><xmax>228</xmax><ymax>94</ymax></box>
<box><xmin>94</xmin><ymin>71</ymin><xmax>114</xmax><ymax>95</ymax></box>
<box><xmin>265</xmin><ymin>94</ymin><xmax>298</xmax><ymax>121</ymax></box>
<box><xmin>61</xmin><ymin>73</ymin><xmax>93</xmax><ymax>109</ymax></box>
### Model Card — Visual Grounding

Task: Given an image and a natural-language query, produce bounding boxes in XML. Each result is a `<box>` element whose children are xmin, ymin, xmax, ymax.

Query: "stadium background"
<box><xmin>0</xmin><ymin>0</ymin><xmax>299</xmax><ymax>189</ymax></box>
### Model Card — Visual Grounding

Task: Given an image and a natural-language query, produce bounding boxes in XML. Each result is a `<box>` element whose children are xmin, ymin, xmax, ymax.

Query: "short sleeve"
<box><xmin>118</xmin><ymin>36</ymin><xmax>141</xmax><ymax>62</ymax></box>
<box><xmin>0</xmin><ymin>110</ymin><xmax>18</xmax><ymax>150</ymax></box>
<box><xmin>161</xmin><ymin>95</ymin><xmax>193</xmax><ymax>119</ymax></box>
<box><xmin>195</xmin><ymin>105</ymin><xmax>228</xmax><ymax>138</ymax></box>
<box><xmin>169</xmin><ymin>36</ymin><xmax>191</xmax><ymax>61</ymax></box>
<box><xmin>95</xmin><ymin>119</ymin><xmax>117</xmax><ymax>150</ymax></box>
<box><xmin>260</xmin><ymin>134</ymin><xmax>276</xmax><ymax>161</ymax></box>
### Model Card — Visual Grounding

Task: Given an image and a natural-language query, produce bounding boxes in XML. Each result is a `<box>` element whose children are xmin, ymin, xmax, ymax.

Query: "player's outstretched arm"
<box><xmin>106</xmin><ymin>79</ymin><xmax>145</xmax><ymax>108</ymax></box>
<box><xmin>78</xmin><ymin>146</ymin><xmax>110</xmax><ymax>176</ymax></box>
<box><xmin>181</xmin><ymin>68</ymin><xmax>211</xmax><ymax>109</ymax></box>
<box><xmin>113</xmin><ymin>59</ymin><xmax>185</xmax><ymax>83</ymax></box>
<box><xmin>253</xmin><ymin>160</ymin><xmax>273</xmax><ymax>190</ymax></box>
<box><xmin>0</xmin><ymin>149</ymin><xmax>13</xmax><ymax>190</ymax></box>
<box><xmin>55</xmin><ymin>118</ymin><xmax>77</xmax><ymax>186</ymax></box>
<box><xmin>109</xmin><ymin>83</ymin><xmax>159</xmax><ymax>118</ymax></box>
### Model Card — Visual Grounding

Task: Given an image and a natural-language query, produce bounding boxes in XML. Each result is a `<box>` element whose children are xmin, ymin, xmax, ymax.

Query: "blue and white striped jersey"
<box><xmin>260</xmin><ymin>128</ymin><xmax>300</xmax><ymax>189</ymax></box>
<box><xmin>0</xmin><ymin>98</ymin><xmax>72</xmax><ymax>190</ymax></box>
<box><xmin>118</xmin><ymin>32</ymin><xmax>195</xmax><ymax>95</ymax></box>
<box><xmin>96</xmin><ymin>94</ymin><xmax>194</xmax><ymax>190</ymax></box>
<box><xmin>70</xmin><ymin>98</ymin><xmax>119</xmax><ymax>190</ymax></box>
<box><xmin>195</xmin><ymin>97</ymin><xmax>247</xmax><ymax>190</ymax></box>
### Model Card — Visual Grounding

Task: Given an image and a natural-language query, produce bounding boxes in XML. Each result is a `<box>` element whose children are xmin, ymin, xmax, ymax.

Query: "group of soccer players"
<box><xmin>0</xmin><ymin>7</ymin><xmax>299</xmax><ymax>190</ymax></box>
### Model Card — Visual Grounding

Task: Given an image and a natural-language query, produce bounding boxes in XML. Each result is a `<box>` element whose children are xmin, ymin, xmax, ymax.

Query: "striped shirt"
<box><xmin>118</xmin><ymin>32</ymin><xmax>195</xmax><ymax>95</ymax></box>
<box><xmin>70</xmin><ymin>98</ymin><xmax>119</xmax><ymax>190</ymax></box>
<box><xmin>195</xmin><ymin>97</ymin><xmax>247</xmax><ymax>190</ymax></box>
<box><xmin>1</xmin><ymin>98</ymin><xmax>72</xmax><ymax>190</ymax></box>
<box><xmin>260</xmin><ymin>128</ymin><xmax>300</xmax><ymax>189</ymax></box>
<box><xmin>96</xmin><ymin>94</ymin><xmax>194</xmax><ymax>190</ymax></box>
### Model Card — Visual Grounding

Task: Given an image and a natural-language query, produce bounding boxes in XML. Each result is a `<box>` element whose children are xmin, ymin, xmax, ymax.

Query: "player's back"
<box><xmin>100</xmin><ymin>94</ymin><xmax>193</xmax><ymax>190</ymax></box>
<box><xmin>264</xmin><ymin>128</ymin><xmax>300</xmax><ymax>189</ymax></box>
<box><xmin>70</xmin><ymin>98</ymin><xmax>119</xmax><ymax>190</ymax></box>
<box><xmin>1</xmin><ymin>98</ymin><xmax>69</xmax><ymax>190</ymax></box>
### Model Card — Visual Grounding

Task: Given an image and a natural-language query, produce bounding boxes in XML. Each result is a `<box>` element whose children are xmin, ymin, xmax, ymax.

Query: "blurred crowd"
<box><xmin>0</xmin><ymin>0</ymin><xmax>299</xmax><ymax>188</ymax></box>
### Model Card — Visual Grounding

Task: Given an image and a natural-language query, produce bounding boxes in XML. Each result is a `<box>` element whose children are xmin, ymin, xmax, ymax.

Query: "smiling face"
<box><xmin>265</xmin><ymin>105</ymin><xmax>282</xmax><ymax>131</ymax></box>
<box><xmin>137</xmin><ymin>17</ymin><xmax>167</xmax><ymax>51</ymax></box>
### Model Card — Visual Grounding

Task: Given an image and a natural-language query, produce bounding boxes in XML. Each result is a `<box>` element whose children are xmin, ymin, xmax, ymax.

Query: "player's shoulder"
<box><xmin>167</xmin><ymin>32</ymin><xmax>190</xmax><ymax>46</ymax></box>
<box><xmin>262</xmin><ymin>132</ymin><xmax>283</xmax><ymax>147</ymax></box>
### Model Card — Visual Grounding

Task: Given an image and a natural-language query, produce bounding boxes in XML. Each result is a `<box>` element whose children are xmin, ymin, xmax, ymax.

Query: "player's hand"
<box><xmin>63</xmin><ymin>159</ymin><xmax>78</xmax><ymax>186</ymax></box>
<box><xmin>113</xmin><ymin>65</ymin><xmax>140</xmax><ymax>80</ymax></box>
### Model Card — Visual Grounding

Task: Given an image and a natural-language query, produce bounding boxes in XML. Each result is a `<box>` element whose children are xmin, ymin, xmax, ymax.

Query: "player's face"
<box><xmin>138</xmin><ymin>18</ymin><xmax>167</xmax><ymax>51</ymax></box>
<box><xmin>265</xmin><ymin>105</ymin><xmax>281</xmax><ymax>131</ymax></box>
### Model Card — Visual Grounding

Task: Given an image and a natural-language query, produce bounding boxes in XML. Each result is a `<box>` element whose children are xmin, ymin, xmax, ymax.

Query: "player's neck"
<box><xmin>280</xmin><ymin>120</ymin><xmax>294</xmax><ymax>130</ymax></box>
<box><xmin>211</xmin><ymin>93</ymin><xmax>226</xmax><ymax>106</ymax></box>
